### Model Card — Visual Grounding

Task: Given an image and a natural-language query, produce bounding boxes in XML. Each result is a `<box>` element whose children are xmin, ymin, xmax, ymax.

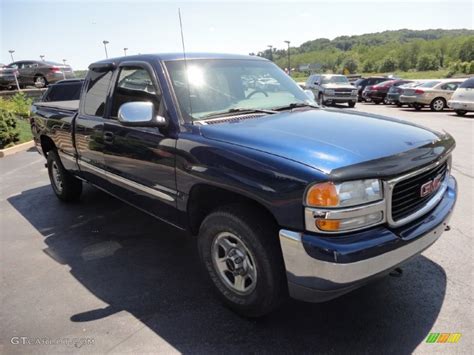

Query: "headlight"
<box><xmin>305</xmin><ymin>179</ymin><xmax>385</xmax><ymax>233</ymax></box>
<box><xmin>324</xmin><ymin>89</ymin><xmax>335</xmax><ymax>95</ymax></box>
<box><xmin>305</xmin><ymin>179</ymin><xmax>382</xmax><ymax>208</ymax></box>
<box><xmin>351</xmin><ymin>89</ymin><xmax>358</xmax><ymax>95</ymax></box>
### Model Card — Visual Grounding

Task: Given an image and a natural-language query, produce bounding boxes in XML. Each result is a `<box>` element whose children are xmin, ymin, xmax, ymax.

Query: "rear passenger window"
<box><xmin>83</xmin><ymin>70</ymin><xmax>113</xmax><ymax>116</ymax></box>
<box><xmin>440</xmin><ymin>83</ymin><xmax>459</xmax><ymax>91</ymax></box>
<box><xmin>110</xmin><ymin>66</ymin><xmax>162</xmax><ymax>118</ymax></box>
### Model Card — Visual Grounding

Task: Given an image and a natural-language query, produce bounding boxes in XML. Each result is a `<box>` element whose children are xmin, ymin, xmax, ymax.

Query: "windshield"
<box><xmin>165</xmin><ymin>59</ymin><xmax>312</xmax><ymax>120</ymax></box>
<box><xmin>321</xmin><ymin>75</ymin><xmax>349</xmax><ymax>85</ymax></box>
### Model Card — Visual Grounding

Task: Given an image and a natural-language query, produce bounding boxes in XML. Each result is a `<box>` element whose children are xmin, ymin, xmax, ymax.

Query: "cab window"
<box><xmin>83</xmin><ymin>70</ymin><xmax>113</xmax><ymax>116</ymax></box>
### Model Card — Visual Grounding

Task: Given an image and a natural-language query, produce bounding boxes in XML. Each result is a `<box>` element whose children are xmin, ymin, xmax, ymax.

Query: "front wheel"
<box><xmin>47</xmin><ymin>150</ymin><xmax>82</xmax><ymax>201</ymax></box>
<box><xmin>348</xmin><ymin>101</ymin><xmax>356</xmax><ymax>108</ymax></box>
<box><xmin>197</xmin><ymin>205</ymin><xmax>286</xmax><ymax>317</ymax></box>
<box><xmin>455</xmin><ymin>110</ymin><xmax>467</xmax><ymax>116</ymax></box>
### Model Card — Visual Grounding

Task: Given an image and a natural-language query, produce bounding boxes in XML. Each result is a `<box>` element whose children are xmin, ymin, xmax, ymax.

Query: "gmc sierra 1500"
<box><xmin>31</xmin><ymin>53</ymin><xmax>457</xmax><ymax>317</ymax></box>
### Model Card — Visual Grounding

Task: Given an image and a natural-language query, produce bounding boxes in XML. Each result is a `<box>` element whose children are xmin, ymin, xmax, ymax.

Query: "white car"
<box><xmin>448</xmin><ymin>77</ymin><xmax>474</xmax><ymax>116</ymax></box>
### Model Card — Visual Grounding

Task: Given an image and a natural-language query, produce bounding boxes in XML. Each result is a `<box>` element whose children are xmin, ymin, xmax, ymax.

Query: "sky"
<box><xmin>1</xmin><ymin>0</ymin><xmax>473</xmax><ymax>69</ymax></box>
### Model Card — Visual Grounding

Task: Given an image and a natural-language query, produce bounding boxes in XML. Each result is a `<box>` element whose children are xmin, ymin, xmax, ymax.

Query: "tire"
<box><xmin>47</xmin><ymin>150</ymin><xmax>82</xmax><ymax>202</ymax></box>
<box><xmin>383</xmin><ymin>97</ymin><xmax>389</xmax><ymax>105</ymax></box>
<box><xmin>197</xmin><ymin>204</ymin><xmax>286</xmax><ymax>318</ymax></box>
<box><xmin>34</xmin><ymin>75</ymin><xmax>47</xmax><ymax>88</ymax></box>
<box><xmin>396</xmin><ymin>102</ymin><xmax>402</xmax><ymax>107</ymax></box>
<box><xmin>430</xmin><ymin>97</ymin><xmax>446</xmax><ymax>112</ymax></box>
<box><xmin>318</xmin><ymin>93</ymin><xmax>324</xmax><ymax>106</ymax></box>
<box><xmin>455</xmin><ymin>110</ymin><xmax>467</xmax><ymax>116</ymax></box>
<box><xmin>413</xmin><ymin>103</ymin><xmax>423</xmax><ymax>111</ymax></box>
<box><xmin>348</xmin><ymin>101</ymin><xmax>356</xmax><ymax>108</ymax></box>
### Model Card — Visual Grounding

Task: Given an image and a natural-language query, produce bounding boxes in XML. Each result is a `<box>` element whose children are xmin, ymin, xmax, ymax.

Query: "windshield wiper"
<box><xmin>198</xmin><ymin>108</ymin><xmax>278</xmax><ymax>120</ymax></box>
<box><xmin>272</xmin><ymin>102</ymin><xmax>319</xmax><ymax>111</ymax></box>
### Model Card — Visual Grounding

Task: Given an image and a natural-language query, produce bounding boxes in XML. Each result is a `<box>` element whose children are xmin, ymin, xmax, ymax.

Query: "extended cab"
<box><xmin>32</xmin><ymin>53</ymin><xmax>457</xmax><ymax>317</ymax></box>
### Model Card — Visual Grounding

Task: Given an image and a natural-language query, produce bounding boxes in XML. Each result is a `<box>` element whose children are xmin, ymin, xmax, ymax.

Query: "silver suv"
<box><xmin>306</xmin><ymin>74</ymin><xmax>358</xmax><ymax>107</ymax></box>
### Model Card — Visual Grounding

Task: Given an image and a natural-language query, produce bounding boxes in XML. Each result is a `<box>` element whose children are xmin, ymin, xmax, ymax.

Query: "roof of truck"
<box><xmin>89</xmin><ymin>53</ymin><xmax>267</xmax><ymax>68</ymax></box>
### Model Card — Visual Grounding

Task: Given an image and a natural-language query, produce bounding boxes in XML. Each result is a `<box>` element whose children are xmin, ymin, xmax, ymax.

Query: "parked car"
<box><xmin>306</xmin><ymin>74</ymin><xmax>357</xmax><ymax>107</ymax></box>
<box><xmin>365</xmin><ymin>79</ymin><xmax>413</xmax><ymax>104</ymax></box>
<box><xmin>0</xmin><ymin>63</ymin><xmax>19</xmax><ymax>90</ymax></box>
<box><xmin>31</xmin><ymin>53</ymin><xmax>456</xmax><ymax>317</ymax></box>
<box><xmin>399</xmin><ymin>79</ymin><xmax>465</xmax><ymax>111</ymax></box>
<box><xmin>387</xmin><ymin>81</ymin><xmax>425</xmax><ymax>107</ymax></box>
<box><xmin>448</xmin><ymin>77</ymin><xmax>474</xmax><ymax>116</ymax></box>
<box><xmin>39</xmin><ymin>79</ymin><xmax>84</xmax><ymax>102</ymax></box>
<box><xmin>6</xmin><ymin>60</ymin><xmax>75</xmax><ymax>88</ymax></box>
<box><xmin>354</xmin><ymin>76</ymin><xmax>389</xmax><ymax>101</ymax></box>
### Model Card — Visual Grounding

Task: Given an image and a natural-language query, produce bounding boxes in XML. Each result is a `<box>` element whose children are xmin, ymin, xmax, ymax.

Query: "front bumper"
<box><xmin>279</xmin><ymin>176</ymin><xmax>457</xmax><ymax>302</ymax></box>
<box><xmin>323</xmin><ymin>94</ymin><xmax>357</xmax><ymax>103</ymax></box>
<box><xmin>448</xmin><ymin>100</ymin><xmax>474</xmax><ymax>111</ymax></box>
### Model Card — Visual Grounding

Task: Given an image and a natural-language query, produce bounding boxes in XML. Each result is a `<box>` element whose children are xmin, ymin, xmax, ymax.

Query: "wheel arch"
<box><xmin>187</xmin><ymin>183</ymin><xmax>279</xmax><ymax>236</ymax></box>
<box><xmin>40</xmin><ymin>135</ymin><xmax>56</xmax><ymax>156</ymax></box>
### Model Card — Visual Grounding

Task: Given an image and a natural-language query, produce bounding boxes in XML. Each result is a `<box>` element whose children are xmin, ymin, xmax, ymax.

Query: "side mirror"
<box><xmin>304</xmin><ymin>89</ymin><xmax>315</xmax><ymax>101</ymax></box>
<box><xmin>117</xmin><ymin>101</ymin><xmax>167</xmax><ymax>127</ymax></box>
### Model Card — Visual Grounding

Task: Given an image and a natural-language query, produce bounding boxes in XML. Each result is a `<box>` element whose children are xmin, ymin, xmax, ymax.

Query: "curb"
<box><xmin>0</xmin><ymin>140</ymin><xmax>35</xmax><ymax>158</ymax></box>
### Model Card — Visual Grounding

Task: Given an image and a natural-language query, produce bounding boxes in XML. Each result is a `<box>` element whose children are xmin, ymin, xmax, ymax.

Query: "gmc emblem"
<box><xmin>420</xmin><ymin>174</ymin><xmax>443</xmax><ymax>197</ymax></box>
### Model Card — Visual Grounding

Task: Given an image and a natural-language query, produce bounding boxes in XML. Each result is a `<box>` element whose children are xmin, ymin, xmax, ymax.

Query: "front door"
<box><xmin>102</xmin><ymin>63</ymin><xmax>178</xmax><ymax>225</ymax></box>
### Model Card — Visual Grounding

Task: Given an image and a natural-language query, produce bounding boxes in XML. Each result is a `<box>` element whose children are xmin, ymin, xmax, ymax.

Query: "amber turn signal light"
<box><xmin>306</xmin><ymin>182</ymin><xmax>339</xmax><ymax>207</ymax></box>
<box><xmin>315</xmin><ymin>219</ymin><xmax>341</xmax><ymax>231</ymax></box>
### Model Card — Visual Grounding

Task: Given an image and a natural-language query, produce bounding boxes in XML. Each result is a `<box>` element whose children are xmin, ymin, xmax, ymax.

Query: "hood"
<box><xmin>322</xmin><ymin>83</ymin><xmax>355</xmax><ymax>90</ymax></box>
<box><xmin>199</xmin><ymin>109</ymin><xmax>449</xmax><ymax>174</ymax></box>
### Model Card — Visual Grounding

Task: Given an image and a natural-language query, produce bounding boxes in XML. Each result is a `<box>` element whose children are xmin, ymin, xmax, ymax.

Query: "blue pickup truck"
<box><xmin>31</xmin><ymin>53</ymin><xmax>457</xmax><ymax>317</ymax></box>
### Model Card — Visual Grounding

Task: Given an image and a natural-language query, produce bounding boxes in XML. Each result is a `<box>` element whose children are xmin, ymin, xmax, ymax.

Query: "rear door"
<box><xmin>75</xmin><ymin>68</ymin><xmax>113</xmax><ymax>186</ymax></box>
<box><xmin>102</xmin><ymin>62</ymin><xmax>178</xmax><ymax>224</ymax></box>
<box><xmin>439</xmin><ymin>82</ymin><xmax>462</xmax><ymax>100</ymax></box>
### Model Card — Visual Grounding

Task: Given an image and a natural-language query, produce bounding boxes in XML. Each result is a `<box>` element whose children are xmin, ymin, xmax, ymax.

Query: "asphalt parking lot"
<box><xmin>0</xmin><ymin>103</ymin><xmax>472</xmax><ymax>354</ymax></box>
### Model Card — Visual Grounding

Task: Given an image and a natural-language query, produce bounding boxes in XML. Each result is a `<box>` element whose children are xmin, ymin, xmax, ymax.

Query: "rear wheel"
<box><xmin>34</xmin><ymin>75</ymin><xmax>47</xmax><ymax>88</ymax></box>
<box><xmin>47</xmin><ymin>150</ymin><xmax>82</xmax><ymax>201</ymax></box>
<box><xmin>455</xmin><ymin>110</ymin><xmax>467</xmax><ymax>116</ymax></box>
<box><xmin>430</xmin><ymin>98</ymin><xmax>446</xmax><ymax>112</ymax></box>
<box><xmin>197</xmin><ymin>205</ymin><xmax>286</xmax><ymax>317</ymax></box>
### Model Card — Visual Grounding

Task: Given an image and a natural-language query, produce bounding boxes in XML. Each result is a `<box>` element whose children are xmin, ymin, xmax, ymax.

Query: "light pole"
<box><xmin>40</xmin><ymin>55</ymin><xmax>45</xmax><ymax>61</ymax></box>
<box><xmin>62</xmin><ymin>59</ymin><xmax>67</xmax><ymax>65</ymax></box>
<box><xmin>61</xmin><ymin>59</ymin><xmax>67</xmax><ymax>79</ymax></box>
<box><xmin>267</xmin><ymin>45</ymin><xmax>273</xmax><ymax>61</ymax></box>
<box><xmin>103</xmin><ymin>40</ymin><xmax>109</xmax><ymax>59</ymax></box>
<box><xmin>123</xmin><ymin>47</ymin><xmax>128</xmax><ymax>56</ymax></box>
<box><xmin>284</xmin><ymin>40</ymin><xmax>291</xmax><ymax>76</ymax></box>
<box><xmin>8</xmin><ymin>50</ymin><xmax>15</xmax><ymax>62</ymax></box>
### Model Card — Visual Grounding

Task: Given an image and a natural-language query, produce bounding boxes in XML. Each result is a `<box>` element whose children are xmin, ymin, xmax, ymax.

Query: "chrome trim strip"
<box><xmin>279</xmin><ymin>219</ymin><xmax>448</xmax><ymax>285</ymax></box>
<box><xmin>385</xmin><ymin>156</ymin><xmax>450</xmax><ymax>227</ymax></box>
<box><xmin>78</xmin><ymin>160</ymin><xmax>175</xmax><ymax>202</ymax></box>
<box><xmin>304</xmin><ymin>200</ymin><xmax>386</xmax><ymax>234</ymax></box>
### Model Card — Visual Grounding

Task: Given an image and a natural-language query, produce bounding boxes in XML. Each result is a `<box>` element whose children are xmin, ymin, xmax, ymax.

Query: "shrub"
<box><xmin>0</xmin><ymin>93</ymin><xmax>32</xmax><ymax>117</ymax></box>
<box><xmin>0</xmin><ymin>109</ymin><xmax>20</xmax><ymax>149</ymax></box>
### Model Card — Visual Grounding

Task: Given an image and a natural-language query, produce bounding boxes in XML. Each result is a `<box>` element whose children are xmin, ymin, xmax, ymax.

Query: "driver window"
<box><xmin>110</xmin><ymin>66</ymin><xmax>162</xmax><ymax>118</ymax></box>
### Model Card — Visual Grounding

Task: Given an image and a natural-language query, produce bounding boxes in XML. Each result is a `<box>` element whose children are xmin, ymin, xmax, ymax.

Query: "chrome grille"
<box><xmin>391</xmin><ymin>162</ymin><xmax>448</xmax><ymax>221</ymax></box>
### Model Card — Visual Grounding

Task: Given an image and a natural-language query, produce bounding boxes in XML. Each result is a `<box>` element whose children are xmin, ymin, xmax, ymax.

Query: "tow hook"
<box><xmin>444</xmin><ymin>225</ymin><xmax>451</xmax><ymax>231</ymax></box>
<box><xmin>389</xmin><ymin>267</ymin><xmax>403</xmax><ymax>278</ymax></box>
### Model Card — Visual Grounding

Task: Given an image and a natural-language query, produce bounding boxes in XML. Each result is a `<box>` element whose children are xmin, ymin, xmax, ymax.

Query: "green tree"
<box><xmin>417</xmin><ymin>54</ymin><xmax>439</xmax><ymax>71</ymax></box>
<box><xmin>379</xmin><ymin>57</ymin><xmax>397</xmax><ymax>72</ymax></box>
<box><xmin>459</xmin><ymin>37</ymin><xmax>474</xmax><ymax>61</ymax></box>
<box><xmin>342</xmin><ymin>57</ymin><xmax>358</xmax><ymax>73</ymax></box>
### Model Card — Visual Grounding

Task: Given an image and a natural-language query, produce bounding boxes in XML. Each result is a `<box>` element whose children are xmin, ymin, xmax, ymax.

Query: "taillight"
<box><xmin>415</xmin><ymin>89</ymin><xmax>424</xmax><ymax>94</ymax></box>
<box><xmin>50</xmin><ymin>66</ymin><xmax>62</xmax><ymax>73</ymax></box>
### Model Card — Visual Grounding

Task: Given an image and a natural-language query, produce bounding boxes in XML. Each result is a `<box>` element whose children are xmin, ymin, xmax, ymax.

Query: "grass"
<box><xmin>16</xmin><ymin>118</ymin><xmax>33</xmax><ymax>144</ymax></box>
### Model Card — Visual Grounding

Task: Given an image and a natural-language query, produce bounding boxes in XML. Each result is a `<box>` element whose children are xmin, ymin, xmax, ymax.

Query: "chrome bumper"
<box><xmin>278</xmin><ymin>176</ymin><xmax>456</xmax><ymax>303</ymax></box>
<box><xmin>323</xmin><ymin>95</ymin><xmax>357</xmax><ymax>102</ymax></box>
